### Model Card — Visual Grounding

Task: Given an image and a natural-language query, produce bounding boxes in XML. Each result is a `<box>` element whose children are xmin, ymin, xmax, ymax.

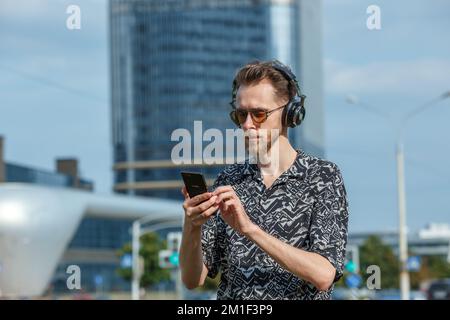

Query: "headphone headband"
<box><xmin>229</xmin><ymin>60</ymin><xmax>306</xmax><ymax>128</ymax></box>
<box><xmin>230</xmin><ymin>60</ymin><xmax>302</xmax><ymax>108</ymax></box>
<box><xmin>269</xmin><ymin>60</ymin><xmax>302</xmax><ymax>98</ymax></box>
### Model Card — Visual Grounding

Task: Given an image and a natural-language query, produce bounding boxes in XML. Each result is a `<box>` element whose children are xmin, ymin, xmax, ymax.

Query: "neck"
<box><xmin>257</xmin><ymin>135</ymin><xmax>297</xmax><ymax>176</ymax></box>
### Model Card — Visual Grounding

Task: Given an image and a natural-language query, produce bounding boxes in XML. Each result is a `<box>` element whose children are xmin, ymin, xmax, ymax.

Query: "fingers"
<box><xmin>186</xmin><ymin>192</ymin><xmax>213</xmax><ymax>207</ymax></box>
<box><xmin>192</xmin><ymin>195</ymin><xmax>217</xmax><ymax>215</ymax></box>
<box><xmin>184</xmin><ymin>194</ymin><xmax>217</xmax><ymax>218</ymax></box>
<box><xmin>219</xmin><ymin>199</ymin><xmax>228</xmax><ymax>213</ymax></box>
<box><xmin>191</xmin><ymin>202</ymin><xmax>219</xmax><ymax>224</ymax></box>
<box><xmin>213</xmin><ymin>186</ymin><xmax>236</xmax><ymax>205</ymax></box>
<box><xmin>183</xmin><ymin>190</ymin><xmax>210</xmax><ymax>212</ymax></box>
<box><xmin>212</xmin><ymin>186</ymin><xmax>240</xmax><ymax>215</ymax></box>
<box><xmin>183</xmin><ymin>184</ymin><xmax>241</xmax><ymax>227</ymax></box>
<box><xmin>219</xmin><ymin>198</ymin><xmax>235</xmax><ymax>215</ymax></box>
<box><xmin>213</xmin><ymin>185</ymin><xmax>234</xmax><ymax>196</ymax></box>
<box><xmin>214</xmin><ymin>191</ymin><xmax>235</xmax><ymax>205</ymax></box>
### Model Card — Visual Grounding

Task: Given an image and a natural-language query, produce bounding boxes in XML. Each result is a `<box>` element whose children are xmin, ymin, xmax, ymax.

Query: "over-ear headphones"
<box><xmin>229</xmin><ymin>59</ymin><xmax>306</xmax><ymax>128</ymax></box>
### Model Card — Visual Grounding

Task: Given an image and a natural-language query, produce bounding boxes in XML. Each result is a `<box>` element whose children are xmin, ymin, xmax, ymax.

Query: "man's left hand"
<box><xmin>212</xmin><ymin>185</ymin><xmax>258</xmax><ymax>236</ymax></box>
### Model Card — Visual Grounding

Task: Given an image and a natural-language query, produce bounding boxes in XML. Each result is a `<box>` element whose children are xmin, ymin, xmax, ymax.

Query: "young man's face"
<box><xmin>235</xmin><ymin>78</ymin><xmax>287</xmax><ymax>156</ymax></box>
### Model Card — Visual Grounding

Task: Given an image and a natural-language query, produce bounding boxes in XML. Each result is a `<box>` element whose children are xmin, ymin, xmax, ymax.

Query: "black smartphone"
<box><xmin>180</xmin><ymin>171</ymin><xmax>208</xmax><ymax>198</ymax></box>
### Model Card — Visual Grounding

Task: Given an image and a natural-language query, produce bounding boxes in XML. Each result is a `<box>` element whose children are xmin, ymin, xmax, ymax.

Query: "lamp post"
<box><xmin>345</xmin><ymin>91</ymin><xmax>450</xmax><ymax>300</ymax></box>
<box><xmin>131</xmin><ymin>220</ymin><xmax>141</xmax><ymax>301</ymax></box>
<box><xmin>131</xmin><ymin>216</ymin><xmax>182</xmax><ymax>300</ymax></box>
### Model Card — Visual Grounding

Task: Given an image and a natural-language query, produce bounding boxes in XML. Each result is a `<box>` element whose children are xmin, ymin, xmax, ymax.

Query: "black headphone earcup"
<box><xmin>292</xmin><ymin>104</ymin><xmax>305</xmax><ymax>127</ymax></box>
<box><xmin>283</xmin><ymin>102</ymin><xmax>296</xmax><ymax>128</ymax></box>
<box><xmin>284</xmin><ymin>101</ymin><xmax>297</xmax><ymax>128</ymax></box>
<box><xmin>288</xmin><ymin>104</ymin><xmax>298</xmax><ymax>128</ymax></box>
<box><xmin>297</xmin><ymin>105</ymin><xmax>305</xmax><ymax>126</ymax></box>
<box><xmin>284</xmin><ymin>102</ymin><xmax>305</xmax><ymax>128</ymax></box>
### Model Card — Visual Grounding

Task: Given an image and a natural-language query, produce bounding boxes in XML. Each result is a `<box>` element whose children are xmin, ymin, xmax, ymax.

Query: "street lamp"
<box><xmin>131</xmin><ymin>216</ymin><xmax>182</xmax><ymax>300</ymax></box>
<box><xmin>345</xmin><ymin>91</ymin><xmax>450</xmax><ymax>300</ymax></box>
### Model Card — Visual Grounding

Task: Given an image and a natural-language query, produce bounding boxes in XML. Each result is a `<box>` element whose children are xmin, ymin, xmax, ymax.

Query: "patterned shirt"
<box><xmin>201</xmin><ymin>149</ymin><xmax>349</xmax><ymax>300</ymax></box>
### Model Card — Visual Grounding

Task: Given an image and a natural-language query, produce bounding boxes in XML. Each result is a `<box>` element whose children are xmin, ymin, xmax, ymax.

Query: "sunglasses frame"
<box><xmin>230</xmin><ymin>104</ymin><xmax>287</xmax><ymax>125</ymax></box>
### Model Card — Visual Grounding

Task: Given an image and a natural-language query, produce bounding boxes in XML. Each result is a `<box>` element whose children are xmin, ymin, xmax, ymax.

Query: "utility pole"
<box><xmin>346</xmin><ymin>91</ymin><xmax>450</xmax><ymax>300</ymax></box>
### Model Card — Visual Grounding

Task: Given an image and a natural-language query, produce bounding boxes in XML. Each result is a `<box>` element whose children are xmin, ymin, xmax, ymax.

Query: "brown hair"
<box><xmin>231</xmin><ymin>60</ymin><xmax>296</xmax><ymax>106</ymax></box>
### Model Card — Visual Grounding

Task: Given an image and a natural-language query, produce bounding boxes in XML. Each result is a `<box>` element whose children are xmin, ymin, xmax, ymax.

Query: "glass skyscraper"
<box><xmin>110</xmin><ymin>0</ymin><xmax>324</xmax><ymax>200</ymax></box>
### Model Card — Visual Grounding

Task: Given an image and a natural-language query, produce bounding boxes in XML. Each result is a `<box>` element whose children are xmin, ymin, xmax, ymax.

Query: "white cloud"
<box><xmin>325</xmin><ymin>58</ymin><xmax>450</xmax><ymax>96</ymax></box>
<box><xmin>0</xmin><ymin>0</ymin><xmax>107</xmax><ymax>31</ymax></box>
<box><xmin>0</xmin><ymin>0</ymin><xmax>50</xmax><ymax>17</ymax></box>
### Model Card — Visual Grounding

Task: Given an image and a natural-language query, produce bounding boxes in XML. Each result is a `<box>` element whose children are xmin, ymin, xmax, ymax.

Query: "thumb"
<box><xmin>181</xmin><ymin>186</ymin><xmax>189</xmax><ymax>200</ymax></box>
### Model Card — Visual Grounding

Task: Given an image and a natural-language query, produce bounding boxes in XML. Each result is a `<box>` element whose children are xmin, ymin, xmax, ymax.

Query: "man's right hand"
<box><xmin>181</xmin><ymin>187</ymin><xmax>219</xmax><ymax>228</ymax></box>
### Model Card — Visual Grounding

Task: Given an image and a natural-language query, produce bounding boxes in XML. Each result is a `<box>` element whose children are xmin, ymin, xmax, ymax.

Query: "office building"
<box><xmin>109</xmin><ymin>0</ymin><xmax>324</xmax><ymax>199</ymax></box>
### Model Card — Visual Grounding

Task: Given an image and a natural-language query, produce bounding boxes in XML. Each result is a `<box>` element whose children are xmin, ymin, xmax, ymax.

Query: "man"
<box><xmin>179</xmin><ymin>60</ymin><xmax>349</xmax><ymax>300</ymax></box>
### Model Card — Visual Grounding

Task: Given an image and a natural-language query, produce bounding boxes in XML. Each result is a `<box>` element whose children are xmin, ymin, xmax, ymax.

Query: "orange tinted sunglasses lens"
<box><xmin>235</xmin><ymin>110</ymin><xmax>267</xmax><ymax>124</ymax></box>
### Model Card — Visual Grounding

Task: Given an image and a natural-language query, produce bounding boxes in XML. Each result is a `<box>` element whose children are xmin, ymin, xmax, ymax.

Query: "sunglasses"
<box><xmin>230</xmin><ymin>104</ymin><xmax>286</xmax><ymax>126</ymax></box>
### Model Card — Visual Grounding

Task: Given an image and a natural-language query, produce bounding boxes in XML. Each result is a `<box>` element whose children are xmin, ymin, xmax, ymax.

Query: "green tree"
<box><xmin>359</xmin><ymin>235</ymin><xmax>400</xmax><ymax>289</ymax></box>
<box><xmin>117</xmin><ymin>232</ymin><xmax>171</xmax><ymax>288</ymax></box>
<box><xmin>410</xmin><ymin>255</ymin><xmax>450</xmax><ymax>289</ymax></box>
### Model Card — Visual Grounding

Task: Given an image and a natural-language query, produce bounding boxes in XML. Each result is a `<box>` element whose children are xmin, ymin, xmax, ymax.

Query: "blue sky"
<box><xmin>323</xmin><ymin>0</ymin><xmax>450</xmax><ymax>232</ymax></box>
<box><xmin>0</xmin><ymin>0</ymin><xmax>449</xmax><ymax>233</ymax></box>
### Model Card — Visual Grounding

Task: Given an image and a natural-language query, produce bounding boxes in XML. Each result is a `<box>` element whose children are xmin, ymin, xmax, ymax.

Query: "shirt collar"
<box><xmin>242</xmin><ymin>149</ymin><xmax>308</xmax><ymax>181</ymax></box>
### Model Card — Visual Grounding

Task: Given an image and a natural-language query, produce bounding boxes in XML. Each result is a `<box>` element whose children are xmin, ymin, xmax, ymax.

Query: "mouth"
<box><xmin>245</xmin><ymin>136</ymin><xmax>260</xmax><ymax>143</ymax></box>
<box><xmin>244</xmin><ymin>132</ymin><xmax>260</xmax><ymax>139</ymax></box>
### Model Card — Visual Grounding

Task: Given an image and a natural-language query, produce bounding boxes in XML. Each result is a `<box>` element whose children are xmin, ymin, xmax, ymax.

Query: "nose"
<box><xmin>241</xmin><ymin>112</ymin><xmax>255</xmax><ymax>131</ymax></box>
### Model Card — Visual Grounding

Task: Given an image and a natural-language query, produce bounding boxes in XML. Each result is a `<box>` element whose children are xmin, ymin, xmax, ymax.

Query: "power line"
<box><xmin>0</xmin><ymin>64</ymin><xmax>107</xmax><ymax>104</ymax></box>
<box><xmin>327</xmin><ymin>146</ymin><xmax>450</xmax><ymax>184</ymax></box>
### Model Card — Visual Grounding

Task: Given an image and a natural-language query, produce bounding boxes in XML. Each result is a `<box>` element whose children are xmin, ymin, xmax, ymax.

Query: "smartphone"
<box><xmin>180</xmin><ymin>171</ymin><xmax>208</xmax><ymax>198</ymax></box>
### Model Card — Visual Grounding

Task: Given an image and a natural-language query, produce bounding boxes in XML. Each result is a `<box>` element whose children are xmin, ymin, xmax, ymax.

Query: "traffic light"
<box><xmin>344</xmin><ymin>245</ymin><xmax>361</xmax><ymax>289</ymax></box>
<box><xmin>345</xmin><ymin>260</ymin><xmax>357</xmax><ymax>274</ymax></box>
<box><xmin>159</xmin><ymin>250</ymin><xmax>178</xmax><ymax>269</ymax></box>
<box><xmin>344</xmin><ymin>245</ymin><xmax>360</xmax><ymax>274</ymax></box>
<box><xmin>167</xmin><ymin>232</ymin><xmax>182</xmax><ymax>252</ymax></box>
<box><xmin>159</xmin><ymin>232</ymin><xmax>182</xmax><ymax>269</ymax></box>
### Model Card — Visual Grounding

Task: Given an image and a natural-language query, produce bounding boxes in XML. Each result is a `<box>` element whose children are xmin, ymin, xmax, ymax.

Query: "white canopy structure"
<box><xmin>0</xmin><ymin>183</ymin><xmax>183</xmax><ymax>297</ymax></box>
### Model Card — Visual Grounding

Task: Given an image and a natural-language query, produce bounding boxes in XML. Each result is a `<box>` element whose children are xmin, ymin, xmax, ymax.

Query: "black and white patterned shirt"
<box><xmin>201</xmin><ymin>149</ymin><xmax>349</xmax><ymax>300</ymax></box>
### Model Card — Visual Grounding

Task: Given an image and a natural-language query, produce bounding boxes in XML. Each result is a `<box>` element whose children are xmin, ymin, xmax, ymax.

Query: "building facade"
<box><xmin>0</xmin><ymin>136</ymin><xmax>93</xmax><ymax>191</ymax></box>
<box><xmin>0</xmin><ymin>183</ymin><xmax>182</xmax><ymax>297</ymax></box>
<box><xmin>110</xmin><ymin>0</ymin><xmax>324</xmax><ymax>199</ymax></box>
<box><xmin>0</xmin><ymin>136</ymin><xmax>134</xmax><ymax>294</ymax></box>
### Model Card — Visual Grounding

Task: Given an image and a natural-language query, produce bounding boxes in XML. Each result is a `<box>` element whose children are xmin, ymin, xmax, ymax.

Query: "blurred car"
<box><xmin>331</xmin><ymin>288</ymin><xmax>353</xmax><ymax>300</ymax></box>
<box><xmin>374</xmin><ymin>289</ymin><xmax>401</xmax><ymax>300</ymax></box>
<box><xmin>72</xmin><ymin>292</ymin><xmax>94</xmax><ymax>300</ymax></box>
<box><xmin>410</xmin><ymin>290</ymin><xmax>427</xmax><ymax>300</ymax></box>
<box><xmin>331</xmin><ymin>288</ymin><xmax>376</xmax><ymax>300</ymax></box>
<box><xmin>426</xmin><ymin>279</ymin><xmax>450</xmax><ymax>300</ymax></box>
<box><xmin>373</xmin><ymin>289</ymin><xmax>426</xmax><ymax>300</ymax></box>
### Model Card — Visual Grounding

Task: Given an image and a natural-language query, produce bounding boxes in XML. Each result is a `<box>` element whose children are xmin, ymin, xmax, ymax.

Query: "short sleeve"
<box><xmin>309</xmin><ymin>163</ymin><xmax>349</xmax><ymax>284</ymax></box>
<box><xmin>201</xmin><ymin>172</ymin><xmax>227</xmax><ymax>279</ymax></box>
